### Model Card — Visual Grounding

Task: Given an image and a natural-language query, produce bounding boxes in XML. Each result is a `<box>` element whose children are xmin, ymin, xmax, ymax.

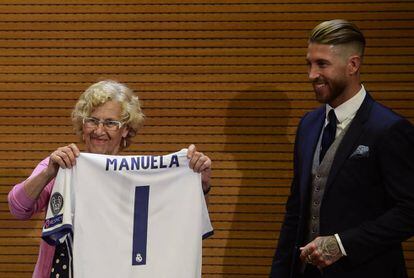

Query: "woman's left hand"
<box><xmin>187</xmin><ymin>144</ymin><xmax>211</xmax><ymax>194</ymax></box>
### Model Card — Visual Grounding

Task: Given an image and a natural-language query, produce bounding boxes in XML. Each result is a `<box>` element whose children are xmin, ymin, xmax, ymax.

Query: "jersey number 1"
<box><xmin>132</xmin><ymin>186</ymin><xmax>150</xmax><ymax>266</ymax></box>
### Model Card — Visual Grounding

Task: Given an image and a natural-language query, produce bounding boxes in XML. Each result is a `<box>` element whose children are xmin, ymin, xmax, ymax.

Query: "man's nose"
<box><xmin>308</xmin><ymin>66</ymin><xmax>320</xmax><ymax>81</ymax></box>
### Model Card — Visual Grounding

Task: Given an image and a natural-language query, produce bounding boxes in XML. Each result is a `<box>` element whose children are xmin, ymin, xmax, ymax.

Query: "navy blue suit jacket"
<box><xmin>270</xmin><ymin>93</ymin><xmax>414</xmax><ymax>278</ymax></box>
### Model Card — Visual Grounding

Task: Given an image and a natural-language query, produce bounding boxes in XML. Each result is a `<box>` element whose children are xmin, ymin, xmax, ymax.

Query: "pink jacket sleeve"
<box><xmin>8</xmin><ymin>157</ymin><xmax>55</xmax><ymax>220</ymax></box>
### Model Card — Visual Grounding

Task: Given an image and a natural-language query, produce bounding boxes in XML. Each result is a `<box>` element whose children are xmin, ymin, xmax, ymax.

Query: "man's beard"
<box><xmin>313</xmin><ymin>77</ymin><xmax>347</xmax><ymax>105</ymax></box>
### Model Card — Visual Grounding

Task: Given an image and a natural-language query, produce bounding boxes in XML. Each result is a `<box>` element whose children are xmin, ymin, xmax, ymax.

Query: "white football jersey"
<box><xmin>42</xmin><ymin>149</ymin><xmax>213</xmax><ymax>278</ymax></box>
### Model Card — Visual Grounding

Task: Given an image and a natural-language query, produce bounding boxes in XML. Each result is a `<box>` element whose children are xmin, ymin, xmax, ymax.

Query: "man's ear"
<box><xmin>348</xmin><ymin>55</ymin><xmax>361</xmax><ymax>76</ymax></box>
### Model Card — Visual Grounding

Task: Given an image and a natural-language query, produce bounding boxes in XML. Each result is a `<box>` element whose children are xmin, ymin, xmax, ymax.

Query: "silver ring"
<box><xmin>307</xmin><ymin>254</ymin><xmax>312</xmax><ymax>264</ymax></box>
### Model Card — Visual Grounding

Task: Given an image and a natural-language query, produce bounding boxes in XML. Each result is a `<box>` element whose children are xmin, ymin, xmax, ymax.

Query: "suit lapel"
<box><xmin>324</xmin><ymin>93</ymin><xmax>374</xmax><ymax>193</ymax></box>
<box><xmin>299</xmin><ymin>108</ymin><xmax>325</xmax><ymax>202</ymax></box>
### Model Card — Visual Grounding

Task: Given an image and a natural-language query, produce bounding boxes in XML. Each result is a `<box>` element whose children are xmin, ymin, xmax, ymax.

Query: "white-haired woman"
<box><xmin>8</xmin><ymin>80</ymin><xmax>212</xmax><ymax>278</ymax></box>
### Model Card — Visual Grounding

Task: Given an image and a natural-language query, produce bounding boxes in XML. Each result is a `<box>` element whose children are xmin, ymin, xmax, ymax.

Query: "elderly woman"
<box><xmin>8</xmin><ymin>80</ymin><xmax>212</xmax><ymax>278</ymax></box>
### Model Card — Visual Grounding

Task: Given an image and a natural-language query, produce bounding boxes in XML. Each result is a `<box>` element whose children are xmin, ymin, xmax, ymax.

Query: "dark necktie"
<box><xmin>319</xmin><ymin>109</ymin><xmax>337</xmax><ymax>163</ymax></box>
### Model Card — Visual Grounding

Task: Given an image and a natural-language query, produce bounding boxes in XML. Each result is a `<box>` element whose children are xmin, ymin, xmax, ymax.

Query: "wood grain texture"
<box><xmin>0</xmin><ymin>1</ymin><xmax>413</xmax><ymax>277</ymax></box>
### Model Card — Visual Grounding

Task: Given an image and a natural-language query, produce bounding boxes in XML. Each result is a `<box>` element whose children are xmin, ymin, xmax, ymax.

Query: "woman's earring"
<box><xmin>123</xmin><ymin>138</ymin><xmax>127</xmax><ymax>148</ymax></box>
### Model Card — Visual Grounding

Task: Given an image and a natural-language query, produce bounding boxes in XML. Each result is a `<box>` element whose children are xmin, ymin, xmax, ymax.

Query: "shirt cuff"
<box><xmin>334</xmin><ymin>233</ymin><xmax>347</xmax><ymax>256</ymax></box>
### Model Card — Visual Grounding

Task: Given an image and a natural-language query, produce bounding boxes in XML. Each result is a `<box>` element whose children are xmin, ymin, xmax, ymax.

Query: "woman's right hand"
<box><xmin>21</xmin><ymin>144</ymin><xmax>81</xmax><ymax>201</ymax></box>
<box><xmin>46</xmin><ymin>143</ymin><xmax>80</xmax><ymax>179</ymax></box>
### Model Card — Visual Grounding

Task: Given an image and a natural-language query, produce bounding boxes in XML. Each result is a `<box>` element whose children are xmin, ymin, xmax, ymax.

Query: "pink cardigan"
<box><xmin>8</xmin><ymin>157</ymin><xmax>55</xmax><ymax>278</ymax></box>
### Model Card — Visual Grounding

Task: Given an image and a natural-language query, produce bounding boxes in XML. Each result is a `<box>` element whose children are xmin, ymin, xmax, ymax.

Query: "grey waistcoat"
<box><xmin>306</xmin><ymin>123</ymin><xmax>351</xmax><ymax>242</ymax></box>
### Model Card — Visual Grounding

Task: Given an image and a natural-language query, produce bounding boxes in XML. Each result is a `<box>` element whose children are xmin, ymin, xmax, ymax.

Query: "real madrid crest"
<box><xmin>50</xmin><ymin>192</ymin><xmax>64</xmax><ymax>216</ymax></box>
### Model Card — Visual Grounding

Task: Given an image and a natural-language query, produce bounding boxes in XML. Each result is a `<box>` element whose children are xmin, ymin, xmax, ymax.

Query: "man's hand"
<box><xmin>299</xmin><ymin>235</ymin><xmax>343</xmax><ymax>269</ymax></box>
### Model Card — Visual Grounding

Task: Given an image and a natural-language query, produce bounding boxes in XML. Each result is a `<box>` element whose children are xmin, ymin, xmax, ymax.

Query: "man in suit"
<box><xmin>270</xmin><ymin>19</ymin><xmax>414</xmax><ymax>278</ymax></box>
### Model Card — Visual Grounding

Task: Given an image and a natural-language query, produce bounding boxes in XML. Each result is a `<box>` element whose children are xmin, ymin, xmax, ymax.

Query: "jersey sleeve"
<box><xmin>201</xmin><ymin>198</ymin><xmax>214</xmax><ymax>239</ymax></box>
<box><xmin>177</xmin><ymin>148</ymin><xmax>214</xmax><ymax>240</ymax></box>
<box><xmin>41</xmin><ymin>167</ymin><xmax>74</xmax><ymax>246</ymax></box>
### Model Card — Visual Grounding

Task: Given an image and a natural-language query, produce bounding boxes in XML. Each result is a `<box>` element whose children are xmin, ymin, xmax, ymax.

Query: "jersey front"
<box><xmin>42</xmin><ymin>149</ymin><xmax>213</xmax><ymax>278</ymax></box>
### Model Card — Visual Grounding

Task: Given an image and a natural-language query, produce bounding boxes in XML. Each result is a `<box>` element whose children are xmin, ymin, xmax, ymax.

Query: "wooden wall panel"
<box><xmin>0</xmin><ymin>0</ymin><xmax>413</xmax><ymax>277</ymax></box>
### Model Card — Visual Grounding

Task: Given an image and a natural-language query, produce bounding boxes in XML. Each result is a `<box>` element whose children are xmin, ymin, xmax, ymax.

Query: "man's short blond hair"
<box><xmin>72</xmin><ymin>80</ymin><xmax>145</xmax><ymax>149</ymax></box>
<box><xmin>309</xmin><ymin>19</ymin><xmax>366</xmax><ymax>58</ymax></box>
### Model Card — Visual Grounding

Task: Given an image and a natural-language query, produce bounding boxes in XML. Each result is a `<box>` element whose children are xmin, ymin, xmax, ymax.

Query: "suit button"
<box><xmin>315</xmin><ymin>186</ymin><xmax>320</xmax><ymax>192</ymax></box>
<box><xmin>314</xmin><ymin>200</ymin><xmax>319</xmax><ymax>206</ymax></box>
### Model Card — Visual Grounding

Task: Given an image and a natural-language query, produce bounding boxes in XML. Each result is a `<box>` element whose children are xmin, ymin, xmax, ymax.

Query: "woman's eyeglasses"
<box><xmin>82</xmin><ymin>117</ymin><xmax>123</xmax><ymax>131</ymax></box>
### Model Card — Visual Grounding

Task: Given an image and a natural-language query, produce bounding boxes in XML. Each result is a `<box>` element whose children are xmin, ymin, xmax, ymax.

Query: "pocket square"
<box><xmin>350</xmin><ymin>145</ymin><xmax>369</xmax><ymax>158</ymax></box>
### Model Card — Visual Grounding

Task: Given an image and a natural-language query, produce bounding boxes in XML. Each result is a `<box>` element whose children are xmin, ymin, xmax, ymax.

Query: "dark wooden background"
<box><xmin>0</xmin><ymin>1</ymin><xmax>413</xmax><ymax>277</ymax></box>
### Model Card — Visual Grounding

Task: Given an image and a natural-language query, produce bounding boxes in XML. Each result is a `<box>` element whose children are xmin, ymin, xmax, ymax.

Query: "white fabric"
<box><xmin>42</xmin><ymin>149</ymin><xmax>213</xmax><ymax>278</ymax></box>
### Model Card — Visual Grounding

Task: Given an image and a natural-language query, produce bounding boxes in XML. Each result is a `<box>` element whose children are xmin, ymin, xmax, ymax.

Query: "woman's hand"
<box><xmin>46</xmin><ymin>143</ymin><xmax>80</xmax><ymax>179</ymax></box>
<box><xmin>187</xmin><ymin>144</ymin><xmax>212</xmax><ymax>194</ymax></box>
